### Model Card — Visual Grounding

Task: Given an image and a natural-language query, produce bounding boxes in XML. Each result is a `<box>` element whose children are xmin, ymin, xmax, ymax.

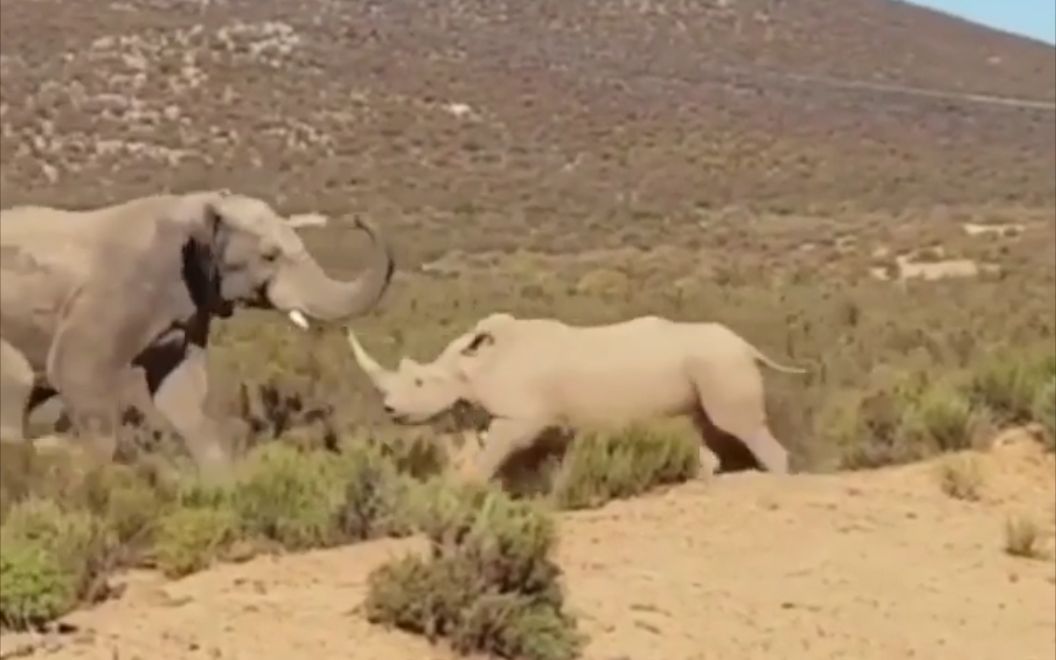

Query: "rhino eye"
<box><xmin>414</xmin><ymin>378</ymin><xmax>423</xmax><ymax>387</ymax></box>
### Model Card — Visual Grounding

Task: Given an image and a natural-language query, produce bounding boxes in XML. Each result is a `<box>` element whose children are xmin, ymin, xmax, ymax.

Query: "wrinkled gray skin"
<box><xmin>348</xmin><ymin>312</ymin><xmax>806</xmax><ymax>483</ymax></box>
<box><xmin>0</xmin><ymin>190</ymin><xmax>394</xmax><ymax>479</ymax></box>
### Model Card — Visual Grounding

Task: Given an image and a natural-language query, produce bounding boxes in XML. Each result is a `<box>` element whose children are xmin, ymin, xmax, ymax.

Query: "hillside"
<box><xmin>1</xmin><ymin>4</ymin><xmax>1055</xmax><ymax>658</ymax></box>
<box><xmin>1</xmin><ymin>433</ymin><xmax>1052</xmax><ymax>660</ymax></box>
<box><xmin>1</xmin><ymin>0</ymin><xmax>1054</xmax><ymax>268</ymax></box>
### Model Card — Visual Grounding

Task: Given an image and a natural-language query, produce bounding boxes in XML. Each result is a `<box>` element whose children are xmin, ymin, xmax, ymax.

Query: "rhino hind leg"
<box><xmin>689</xmin><ymin>359</ymin><xmax>790</xmax><ymax>475</ymax></box>
<box><xmin>692</xmin><ymin>409</ymin><xmax>764</xmax><ymax>473</ymax></box>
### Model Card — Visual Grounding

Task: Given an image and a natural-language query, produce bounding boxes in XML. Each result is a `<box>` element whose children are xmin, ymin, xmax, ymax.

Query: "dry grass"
<box><xmin>936</xmin><ymin>455</ymin><xmax>985</xmax><ymax>501</ymax></box>
<box><xmin>1004</xmin><ymin>514</ymin><xmax>1047</xmax><ymax>560</ymax></box>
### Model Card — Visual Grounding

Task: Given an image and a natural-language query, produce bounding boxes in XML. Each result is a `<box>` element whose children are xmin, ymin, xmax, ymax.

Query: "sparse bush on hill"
<box><xmin>902</xmin><ymin>382</ymin><xmax>979</xmax><ymax>453</ymax></box>
<box><xmin>152</xmin><ymin>504</ymin><xmax>240</xmax><ymax>579</ymax></box>
<box><xmin>0</xmin><ymin>498</ymin><xmax>114</xmax><ymax>630</ymax></box>
<box><xmin>833</xmin><ymin>352</ymin><xmax>1055</xmax><ymax>470</ymax></box>
<box><xmin>231</xmin><ymin>443</ymin><xmax>347</xmax><ymax>551</ymax></box>
<box><xmin>832</xmin><ymin>372</ymin><xmax>930</xmax><ymax>469</ymax></box>
<box><xmin>968</xmin><ymin>351</ymin><xmax>1055</xmax><ymax>426</ymax></box>
<box><xmin>335</xmin><ymin>441</ymin><xmax>420</xmax><ymax>541</ymax></box>
<box><xmin>78</xmin><ymin>463</ymin><xmax>169</xmax><ymax>548</ymax></box>
<box><xmin>1032</xmin><ymin>376</ymin><xmax>1056</xmax><ymax>451</ymax></box>
<box><xmin>365</xmin><ymin>482</ymin><xmax>583</xmax><ymax>660</ymax></box>
<box><xmin>1004</xmin><ymin>514</ymin><xmax>1046</xmax><ymax>560</ymax></box>
<box><xmin>936</xmin><ymin>454</ymin><xmax>984</xmax><ymax>501</ymax></box>
<box><xmin>552</xmin><ymin>423</ymin><xmax>701</xmax><ymax>510</ymax></box>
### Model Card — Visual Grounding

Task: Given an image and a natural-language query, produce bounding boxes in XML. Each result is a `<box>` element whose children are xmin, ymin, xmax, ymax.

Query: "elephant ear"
<box><xmin>178</xmin><ymin>210</ymin><xmax>230</xmax><ymax>318</ymax></box>
<box><xmin>47</xmin><ymin>194</ymin><xmax>231</xmax><ymax>403</ymax></box>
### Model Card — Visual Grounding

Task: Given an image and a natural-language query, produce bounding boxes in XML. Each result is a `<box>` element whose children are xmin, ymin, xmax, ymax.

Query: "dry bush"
<box><xmin>365</xmin><ymin>481</ymin><xmax>583</xmax><ymax>660</ymax></box>
<box><xmin>230</xmin><ymin>443</ymin><xmax>348</xmax><ymax>551</ymax></box>
<box><xmin>551</xmin><ymin>423</ymin><xmax>701</xmax><ymax>510</ymax></box>
<box><xmin>152</xmin><ymin>505</ymin><xmax>240</xmax><ymax>579</ymax></box>
<box><xmin>1004</xmin><ymin>514</ymin><xmax>1046</xmax><ymax>560</ymax></box>
<box><xmin>968</xmin><ymin>351</ymin><xmax>1056</xmax><ymax>426</ymax></box>
<box><xmin>1032</xmin><ymin>376</ymin><xmax>1056</xmax><ymax>451</ymax></box>
<box><xmin>936</xmin><ymin>455</ymin><xmax>984</xmax><ymax>501</ymax></box>
<box><xmin>902</xmin><ymin>382</ymin><xmax>980</xmax><ymax>453</ymax></box>
<box><xmin>0</xmin><ymin>438</ymin><xmax>443</xmax><ymax>628</ymax></box>
<box><xmin>0</xmin><ymin>498</ymin><xmax>115</xmax><ymax>630</ymax></box>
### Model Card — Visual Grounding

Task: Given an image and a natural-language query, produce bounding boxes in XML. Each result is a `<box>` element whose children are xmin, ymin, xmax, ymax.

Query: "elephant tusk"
<box><xmin>288</xmin><ymin>309</ymin><xmax>310</xmax><ymax>331</ymax></box>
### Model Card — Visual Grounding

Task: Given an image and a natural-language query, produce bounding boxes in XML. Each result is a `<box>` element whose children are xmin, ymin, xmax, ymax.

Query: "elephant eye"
<box><xmin>414</xmin><ymin>377</ymin><xmax>424</xmax><ymax>387</ymax></box>
<box><xmin>261</xmin><ymin>246</ymin><xmax>280</xmax><ymax>262</ymax></box>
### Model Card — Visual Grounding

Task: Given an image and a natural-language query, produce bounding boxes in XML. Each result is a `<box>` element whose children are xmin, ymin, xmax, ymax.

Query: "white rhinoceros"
<box><xmin>347</xmin><ymin>312</ymin><xmax>807</xmax><ymax>482</ymax></box>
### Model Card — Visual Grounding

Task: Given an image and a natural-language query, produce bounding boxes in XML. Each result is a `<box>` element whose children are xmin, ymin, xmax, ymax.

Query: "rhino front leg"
<box><xmin>462</xmin><ymin>417</ymin><xmax>547</xmax><ymax>484</ymax></box>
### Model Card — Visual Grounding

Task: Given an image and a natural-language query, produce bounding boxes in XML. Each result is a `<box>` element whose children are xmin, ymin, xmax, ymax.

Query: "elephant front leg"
<box><xmin>45</xmin><ymin>367</ymin><xmax>121</xmax><ymax>464</ymax></box>
<box><xmin>149</xmin><ymin>346</ymin><xmax>233</xmax><ymax>482</ymax></box>
<box><xmin>462</xmin><ymin>417</ymin><xmax>547</xmax><ymax>484</ymax></box>
<box><xmin>0</xmin><ymin>338</ymin><xmax>35</xmax><ymax>440</ymax></box>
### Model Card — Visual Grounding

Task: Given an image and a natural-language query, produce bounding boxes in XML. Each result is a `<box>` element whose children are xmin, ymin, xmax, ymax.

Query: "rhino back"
<box><xmin>475</xmin><ymin>317</ymin><xmax>698</xmax><ymax>426</ymax></box>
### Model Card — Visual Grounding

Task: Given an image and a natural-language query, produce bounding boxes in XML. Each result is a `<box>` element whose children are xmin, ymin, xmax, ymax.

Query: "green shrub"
<box><xmin>0</xmin><ymin>441</ymin><xmax>86</xmax><ymax>524</ymax></box>
<box><xmin>334</xmin><ymin>441</ymin><xmax>419</xmax><ymax>540</ymax></box>
<box><xmin>903</xmin><ymin>383</ymin><xmax>977</xmax><ymax>452</ymax></box>
<box><xmin>369</xmin><ymin>432</ymin><xmax>449</xmax><ymax>480</ymax></box>
<box><xmin>552</xmin><ymin>423</ymin><xmax>700</xmax><ymax>510</ymax></box>
<box><xmin>968</xmin><ymin>352</ymin><xmax>1054</xmax><ymax>425</ymax></box>
<box><xmin>0</xmin><ymin>499</ymin><xmax>114</xmax><ymax>630</ymax></box>
<box><xmin>151</xmin><ymin>505</ymin><xmax>240</xmax><ymax>578</ymax></box>
<box><xmin>835</xmin><ymin>372</ymin><xmax>932</xmax><ymax>469</ymax></box>
<box><xmin>365</xmin><ymin>484</ymin><xmax>583</xmax><ymax>660</ymax></box>
<box><xmin>1032</xmin><ymin>376</ymin><xmax>1055</xmax><ymax>450</ymax></box>
<box><xmin>77</xmin><ymin>464</ymin><xmax>168</xmax><ymax>546</ymax></box>
<box><xmin>231</xmin><ymin>443</ymin><xmax>346</xmax><ymax>550</ymax></box>
<box><xmin>0</xmin><ymin>535</ymin><xmax>77</xmax><ymax>630</ymax></box>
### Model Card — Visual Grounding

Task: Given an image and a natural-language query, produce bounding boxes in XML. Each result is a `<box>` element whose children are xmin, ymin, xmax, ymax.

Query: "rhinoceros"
<box><xmin>347</xmin><ymin>312</ymin><xmax>807</xmax><ymax>483</ymax></box>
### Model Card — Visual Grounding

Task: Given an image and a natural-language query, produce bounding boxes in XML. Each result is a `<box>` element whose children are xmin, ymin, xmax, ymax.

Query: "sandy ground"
<box><xmin>2</xmin><ymin>434</ymin><xmax>1054</xmax><ymax>660</ymax></box>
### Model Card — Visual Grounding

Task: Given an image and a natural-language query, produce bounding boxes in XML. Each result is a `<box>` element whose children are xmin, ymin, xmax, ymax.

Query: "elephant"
<box><xmin>346</xmin><ymin>312</ymin><xmax>806</xmax><ymax>484</ymax></box>
<box><xmin>0</xmin><ymin>189</ymin><xmax>394</xmax><ymax>478</ymax></box>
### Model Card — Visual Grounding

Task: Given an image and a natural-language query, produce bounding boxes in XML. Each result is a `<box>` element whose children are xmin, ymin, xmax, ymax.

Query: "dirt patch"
<box><xmin>963</xmin><ymin>222</ymin><xmax>1026</xmax><ymax>237</ymax></box>
<box><xmin>870</xmin><ymin>253</ymin><xmax>1002</xmax><ymax>281</ymax></box>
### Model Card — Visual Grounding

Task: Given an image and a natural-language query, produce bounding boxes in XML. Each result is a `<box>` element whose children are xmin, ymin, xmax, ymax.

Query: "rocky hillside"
<box><xmin>1</xmin><ymin>0</ymin><xmax>1053</xmax><ymax>266</ymax></box>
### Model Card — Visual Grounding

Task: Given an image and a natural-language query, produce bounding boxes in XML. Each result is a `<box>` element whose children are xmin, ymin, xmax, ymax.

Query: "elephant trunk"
<box><xmin>291</xmin><ymin>219</ymin><xmax>395</xmax><ymax>322</ymax></box>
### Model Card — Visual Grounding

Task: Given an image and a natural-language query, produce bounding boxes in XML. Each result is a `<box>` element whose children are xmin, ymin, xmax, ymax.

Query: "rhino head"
<box><xmin>346</xmin><ymin>330</ymin><xmax>480</xmax><ymax>424</ymax></box>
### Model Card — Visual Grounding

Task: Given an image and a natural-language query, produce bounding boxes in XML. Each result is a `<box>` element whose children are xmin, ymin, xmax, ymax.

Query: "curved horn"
<box><xmin>346</xmin><ymin>329</ymin><xmax>394</xmax><ymax>389</ymax></box>
<box><xmin>286</xmin><ymin>213</ymin><xmax>329</xmax><ymax>229</ymax></box>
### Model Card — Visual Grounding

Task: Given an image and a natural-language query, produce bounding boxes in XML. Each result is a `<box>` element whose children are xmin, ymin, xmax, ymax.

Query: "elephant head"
<box><xmin>162</xmin><ymin>190</ymin><xmax>394</xmax><ymax>331</ymax></box>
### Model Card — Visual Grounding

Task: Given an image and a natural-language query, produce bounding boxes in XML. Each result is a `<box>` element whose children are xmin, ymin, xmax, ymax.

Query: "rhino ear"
<box><xmin>460</xmin><ymin>331</ymin><xmax>494</xmax><ymax>356</ymax></box>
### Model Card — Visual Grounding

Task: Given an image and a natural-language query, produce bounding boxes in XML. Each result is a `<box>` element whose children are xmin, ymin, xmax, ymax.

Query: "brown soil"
<box><xmin>4</xmin><ymin>433</ymin><xmax>1052</xmax><ymax>660</ymax></box>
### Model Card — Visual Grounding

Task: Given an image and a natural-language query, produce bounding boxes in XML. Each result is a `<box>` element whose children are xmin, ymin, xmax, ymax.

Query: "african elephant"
<box><xmin>348</xmin><ymin>312</ymin><xmax>805</xmax><ymax>483</ymax></box>
<box><xmin>0</xmin><ymin>190</ymin><xmax>394</xmax><ymax>478</ymax></box>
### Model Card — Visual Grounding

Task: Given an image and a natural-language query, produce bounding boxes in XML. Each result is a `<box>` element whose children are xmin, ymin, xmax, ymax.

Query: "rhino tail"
<box><xmin>748</xmin><ymin>344</ymin><xmax>809</xmax><ymax>375</ymax></box>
